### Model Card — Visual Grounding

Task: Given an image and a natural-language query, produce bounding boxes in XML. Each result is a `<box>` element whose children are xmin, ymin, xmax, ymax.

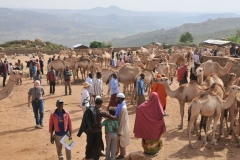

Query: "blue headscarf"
<box><xmin>116</xmin><ymin>101</ymin><xmax>126</xmax><ymax>118</ymax></box>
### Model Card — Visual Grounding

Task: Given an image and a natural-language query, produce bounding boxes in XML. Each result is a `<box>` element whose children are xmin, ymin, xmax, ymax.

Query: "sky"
<box><xmin>1</xmin><ymin>0</ymin><xmax>240</xmax><ymax>13</ymax></box>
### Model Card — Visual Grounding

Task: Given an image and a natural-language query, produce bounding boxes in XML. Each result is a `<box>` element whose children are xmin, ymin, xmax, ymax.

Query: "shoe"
<box><xmin>69</xmin><ymin>93</ymin><xmax>72</xmax><ymax>95</ymax></box>
<box><xmin>40</xmin><ymin>124</ymin><xmax>44</xmax><ymax>127</ymax></box>
<box><xmin>116</xmin><ymin>155</ymin><xmax>124</xmax><ymax>159</ymax></box>
<box><xmin>35</xmin><ymin>125</ymin><xmax>41</xmax><ymax>129</ymax></box>
<box><xmin>164</xmin><ymin>113</ymin><xmax>169</xmax><ymax>116</ymax></box>
<box><xmin>65</xmin><ymin>94</ymin><xmax>67</xmax><ymax>96</ymax></box>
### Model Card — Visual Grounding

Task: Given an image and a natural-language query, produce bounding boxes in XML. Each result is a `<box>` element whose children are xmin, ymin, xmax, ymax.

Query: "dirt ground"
<box><xmin>0</xmin><ymin>54</ymin><xmax>240</xmax><ymax>160</ymax></box>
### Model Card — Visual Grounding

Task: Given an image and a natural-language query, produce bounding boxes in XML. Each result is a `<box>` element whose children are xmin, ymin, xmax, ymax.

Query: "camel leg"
<box><xmin>203</xmin><ymin>116</ymin><xmax>212</xmax><ymax>145</ymax></box>
<box><xmin>188</xmin><ymin>119</ymin><xmax>195</xmax><ymax>148</ymax></box>
<box><xmin>131</xmin><ymin>86</ymin><xmax>137</xmax><ymax>105</ymax></box>
<box><xmin>229</xmin><ymin>102</ymin><xmax>237</xmax><ymax>135</ymax></box>
<box><xmin>108</xmin><ymin>83</ymin><xmax>110</xmax><ymax>95</ymax></box>
<box><xmin>178</xmin><ymin>101</ymin><xmax>185</xmax><ymax>130</ymax></box>
<box><xmin>212</xmin><ymin>114</ymin><xmax>220</xmax><ymax>146</ymax></box>
<box><xmin>218</xmin><ymin>110</ymin><xmax>225</xmax><ymax>140</ymax></box>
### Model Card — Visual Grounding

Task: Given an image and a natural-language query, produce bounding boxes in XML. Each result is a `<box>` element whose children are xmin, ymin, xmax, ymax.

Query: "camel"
<box><xmin>199</xmin><ymin>58</ymin><xmax>238</xmax><ymax>77</ymax></box>
<box><xmin>139</xmin><ymin>69</ymin><xmax>155</xmax><ymax>96</ymax></box>
<box><xmin>0</xmin><ymin>70</ymin><xmax>22</xmax><ymax>100</ymax></box>
<box><xmin>75</xmin><ymin>58</ymin><xmax>92</xmax><ymax>80</ymax></box>
<box><xmin>118</xmin><ymin>64</ymin><xmax>141</xmax><ymax>104</ymax></box>
<box><xmin>155</xmin><ymin>63</ymin><xmax>171</xmax><ymax>79</ymax></box>
<box><xmin>47</xmin><ymin>59</ymin><xmax>66</xmax><ymax>84</ymax></box>
<box><xmin>64</xmin><ymin>57</ymin><xmax>78</xmax><ymax>81</ymax></box>
<box><xmin>0</xmin><ymin>53</ymin><xmax>6</xmax><ymax>59</ymax></box>
<box><xmin>188</xmin><ymin>85</ymin><xmax>240</xmax><ymax>148</ymax></box>
<box><xmin>102</xmin><ymin>47</ymin><xmax>112</xmax><ymax>68</ymax></box>
<box><xmin>153</xmin><ymin>77</ymin><xmax>203</xmax><ymax>129</ymax></box>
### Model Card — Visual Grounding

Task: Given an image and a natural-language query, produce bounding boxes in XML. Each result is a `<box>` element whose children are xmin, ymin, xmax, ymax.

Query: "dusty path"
<box><xmin>0</xmin><ymin>54</ymin><xmax>239</xmax><ymax>160</ymax></box>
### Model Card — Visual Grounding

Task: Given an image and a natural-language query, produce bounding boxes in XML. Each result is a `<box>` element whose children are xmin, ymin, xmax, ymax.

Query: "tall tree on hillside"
<box><xmin>179</xmin><ymin>32</ymin><xmax>193</xmax><ymax>43</ymax></box>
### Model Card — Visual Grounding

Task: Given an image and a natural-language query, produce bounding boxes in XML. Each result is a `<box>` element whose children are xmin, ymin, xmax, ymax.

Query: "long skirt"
<box><xmin>142</xmin><ymin>137</ymin><xmax>163</xmax><ymax>155</ymax></box>
<box><xmin>137</xmin><ymin>95</ymin><xmax>145</xmax><ymax>107</ymax></box>
<box><xmin>108</xmin><ymin>93</ymin><xmax>118</xmax><ymax>107</ymax></box>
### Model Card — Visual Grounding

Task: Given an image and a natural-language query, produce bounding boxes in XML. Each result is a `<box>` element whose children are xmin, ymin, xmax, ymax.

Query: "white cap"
<box><xmin>95</xmin><ymin>95</ymin><xmax>102</xmax><ymax>101</ymax></box>
<box><xmin>117</xmin><ymin>93</ymin><xmax>125</xmax><ymax>98</ymax></box>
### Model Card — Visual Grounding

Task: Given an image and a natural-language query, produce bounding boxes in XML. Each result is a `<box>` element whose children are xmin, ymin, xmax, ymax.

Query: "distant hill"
<box><xmin>0</xmin><ymin>6</ymin><xmax>239</xmax><ymax>47</ymax></box>
<box><xmin>111</xmin><ymin>18</ymin><xmax>240</xmax><ymax>47</ymax></box>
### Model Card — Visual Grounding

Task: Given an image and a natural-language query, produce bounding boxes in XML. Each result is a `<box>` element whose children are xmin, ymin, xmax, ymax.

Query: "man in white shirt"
<box><xmin>92</xmin><ymin>72</ymin><xmax>103</xmax><ymax>100</ymax></box>
<box><xmin>85</xmin><ymin>73</ymin><xmax>93</xmax><ymax>104</ymax></box>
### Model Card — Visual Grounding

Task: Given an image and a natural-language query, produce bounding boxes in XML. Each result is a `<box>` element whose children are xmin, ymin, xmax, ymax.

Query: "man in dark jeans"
<box><xmin>39</xmin><ymin>57</ymin><xmax>44</xmax><ymax>75</ymax></box>
<box><xmin>85</xmin><ymin>97</ymin><xmax>117</xmax><ymax>160</ymax></box>
<box><xmin>2</xmin><ymin>60</ymin><xmax>8</xmax><ymax>87</ymax></box>
<box><xmin>47</xmin><ymin>66</ymin><xmax>56</xmax><ymax>95</ymax></box>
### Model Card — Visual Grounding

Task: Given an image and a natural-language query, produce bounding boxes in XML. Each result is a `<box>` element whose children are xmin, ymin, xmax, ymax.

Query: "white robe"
<box><xmin>117</xmin><ymin>105</ymin><xmax>130</xmax><ymax>147</ymax></box>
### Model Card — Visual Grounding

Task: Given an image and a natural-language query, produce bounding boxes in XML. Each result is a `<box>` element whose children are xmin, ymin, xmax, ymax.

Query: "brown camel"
<box><xmin>75</xmin><ymin>58</ymin><xmax>92</xmax><ymax>80</ymax></box>
<box><xmin>0</xmin><ymin>53</ymin><xmax>6</xmax><ymax>59</ymax></box>
<box><xmin>153</xmin><ymin>77</ymin><xmax>203</xmax><ymax>129</ymax></box>
<box><xmin>47</xmin><ymin>59</ymin><xmax>66</xmax><ymax>84</ymax></box>
<box><xmin>0</xmin><ymin>70</ymin><xmax>22</xmax><ymax>100</ymax></box>
<box><xmin>188</xmin><ymin>85</ymin><xmax>240</xmax><ymax>148</ymax></box>
<box><xmin>199</xmin><ymin>58</ymin><xmax>238</xmax><ymax>77</ymax></box>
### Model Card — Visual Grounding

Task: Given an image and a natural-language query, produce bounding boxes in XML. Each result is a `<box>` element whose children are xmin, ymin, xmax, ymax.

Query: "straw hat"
<box><xmin>83</xmin><ymin>82</ymin><xmax>90</xmax><ymax>88</ymax></box>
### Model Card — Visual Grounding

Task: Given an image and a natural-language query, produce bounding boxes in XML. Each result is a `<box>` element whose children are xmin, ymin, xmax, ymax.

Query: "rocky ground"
<box><xmin>0</xmin><ymin>54</ymin><xmax>240</xmax><ymax>160</ymax></box>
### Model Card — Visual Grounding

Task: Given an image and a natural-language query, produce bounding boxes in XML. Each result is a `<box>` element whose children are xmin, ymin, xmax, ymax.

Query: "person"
<box><xmin>52</xmin><ymin>55</ymin><xmax>55</xmax><ymax>61</ymax></box>
<box><xmin>32</xmin><ymin>63</ymin><xmax>37</xmax><ymax>77</ymax></box>
<box><xmin>27</xmin><ymin>80</ymin><xmax>45</xmax><ymax>128</ymax></box>
<box><xmin>117</xmin><ymin>58</ymin><xmax>125</xmax><ymax>67</ymax></box>
<box><xmin>85</xmin><ymin>73</ymin><xmax>93</xmax><ymax>104</ymax></box>
<box><xmin>36</xmin><ymin>59</ymin><xmax>40</xmax><ymax>71</ymax></box>
<box><xmin>115</xmin><ymin>93</ymin><xmax>130</xmax><ymax>159</ymax></box>
<box><xmin>136</xmin><ymin>73</ymin><xmax>146</xmax><ymax>107</ymax></box>
<box><xmin>134</xmin><ymin>92</ymin><xmax>166</xmax><ymax>155</ymax></box>
<box><xmin>77</xmin><ymin>97</ymin><xmax>117</xmax><ymax>160</ymax></box>
<box><xmin>150</xmin><ymin>74</ymin><xmax>168</xmax><ymax>116</ymax></box>
<box><xmin>102</xmin><ymin>109</ymin><xmax>118</xmax><ymax>160</ymax></box>
<box><xmin>177</xmin><ymin>64</ymin><xmax>188</xmax><ymax>85</ymax></box>
<box><xmin>39</xmin><ymin>57</ymin><xmax>44</xmax><ymax>74</ymax></box>
<box><xmin>81</xmin><ymin>82</ymin><xmax>91</xmax><ymax>112</ymax></box>
<box><xmin>1</xmin><ymin>60</ymin><xmax>8</xmax><ymax>87</ymax></box>
<box><xmin>8</xmin><ymin>62</ymin><xmax>13</xmax><ymax>74</ymax></box>
<box><xmin>47</xmin><ymin>66</ymin><xmax>56</xmax><ymax>95</ymax></box>
<box><xmin>47</xmin><ymin>58</ymin><xmax>52</xmax><ymax>64</ymax></box>
<box><xmin>64</xmin><ymin>66</ymin><xmax>72</xmax><ymax>95</ymax></box>
<box><xmin>110</xmin><ymin>56</ymin><xmax>116</xmax><ymax>68</ymax></box>
<box><xmin>49</xmin><ymin>99</ymin><xmax>72</xmax><ymax>160</ymax></box>
<box><xmin>33</xmin><ymin>70</ymin><xmax>42</xmax><ymax>84</ymax></box>
<box><xmin>92</xmin><ymin>72</ymin><xmax>103</xmax><ymax>100</ymax></box>
<box><xmin>190</xmin><ymin>62</ymin><xmax>200</xmax><ymax>82</ymax></box>
<box><xmin>192</xmin><ymin>53</ymin><xmax>199</xmax><ymax>64</ymax></box>
<box><xmin>107</xmin><ymin>73</ymin><xmax>119</xmax><ymax>111</ymax></box>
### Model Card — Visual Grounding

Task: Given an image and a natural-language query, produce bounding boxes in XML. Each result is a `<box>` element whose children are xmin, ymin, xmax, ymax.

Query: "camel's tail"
<box><xmin>188</xmin><ymin>103</ymin><xmax>193</xmax><ymax>122</ymax></box>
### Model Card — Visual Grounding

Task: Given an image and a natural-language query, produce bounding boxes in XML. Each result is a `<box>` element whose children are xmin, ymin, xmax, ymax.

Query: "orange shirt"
<box><xmin>150</xmin><ymin>83</ymin><xmax>167</xmax><ymax>107</ymax></box>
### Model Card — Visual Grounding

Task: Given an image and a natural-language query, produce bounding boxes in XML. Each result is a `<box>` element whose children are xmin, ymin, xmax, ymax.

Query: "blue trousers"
<box><xmin>32</xmin><ymin>100</ymin><xmax>44</xmax><ymax>125</ymax></box>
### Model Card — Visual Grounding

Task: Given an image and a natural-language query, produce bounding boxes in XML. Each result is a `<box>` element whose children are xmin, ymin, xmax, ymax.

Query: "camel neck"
<box><xmin>0</xmin><ymin>79</ymin><xmax>16</xmax><ymax>100</ymax></box>
<box><xmin>219</xmin><ymin>61</ymin><xmax>232</xmax><ymax>77</ymax></box>
<box><xmin>162</xmin><ymin>83</ymin><xmax>178</xmax><ymax>98</ymax></box>
<box><xmin>223</xmin><ymin>92</ymin><xmax>237</xmax><ymax>109</ymax></box>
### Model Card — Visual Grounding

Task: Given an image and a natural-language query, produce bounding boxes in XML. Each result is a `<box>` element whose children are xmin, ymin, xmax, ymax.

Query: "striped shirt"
<box><xmin>92</xmin><ymin>78</ymin><xmax>103</xmax><ymax>96</ymax></box>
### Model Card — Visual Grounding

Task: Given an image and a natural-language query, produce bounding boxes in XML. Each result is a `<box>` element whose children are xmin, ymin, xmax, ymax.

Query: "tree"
<box><xmin>179</xmin><ymin>32</ymin><xmax>193</xmax><ymax>43</ymax></box>
<box><xmin>89</xmin><ymin>41</ymin><xmax>102</xmax><ymax>48</ymax></box>
<box><xmin>89</xmin><ymin>41</ymin><xmax>113</xmax><ymax>48</ymax></box>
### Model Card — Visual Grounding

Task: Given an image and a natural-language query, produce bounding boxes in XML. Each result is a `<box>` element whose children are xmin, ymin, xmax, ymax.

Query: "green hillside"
<box><xmin>0</xmin><ymin>40</ymin><xmax>65</xmax><ymax>51</ymax></box>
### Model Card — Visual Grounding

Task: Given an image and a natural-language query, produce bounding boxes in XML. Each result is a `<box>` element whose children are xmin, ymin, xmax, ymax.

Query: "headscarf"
<box><xmin>134</xmin><ymin>92</ymin><xmax>166</xmax><ymax>140</ymax></box>
<box><xmin>177</xmin><ymin>64</ymin><xmax>188</xmax><ymax>82</ymax></box>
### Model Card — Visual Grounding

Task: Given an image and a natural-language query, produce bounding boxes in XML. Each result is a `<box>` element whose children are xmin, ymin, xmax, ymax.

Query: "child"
<box><xmin>33</xmin><ymin>70</ymin><xmax>42</xmax><ymax>85</ymax></box>
<box><xmin>101</xmin><ymin>109</ymin><xmax>118</xmax><ymax>160</ymax></box>
<box><xmin>32</xmin><ymin>63</ymin><xmax>37</xmax><ymax>77</ymax></box>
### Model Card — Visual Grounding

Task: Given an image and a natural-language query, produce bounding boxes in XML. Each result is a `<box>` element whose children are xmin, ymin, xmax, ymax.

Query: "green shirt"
<box><xmin>101</xmin><ymin>119</ymin><xmax>118</xmax><ymax>134</ymax></box>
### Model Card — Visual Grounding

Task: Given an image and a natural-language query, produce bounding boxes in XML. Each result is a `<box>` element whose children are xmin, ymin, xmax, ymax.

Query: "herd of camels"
<box><xmin>1</xmin><ymin>44</ymin><xmax>240</xmax><ymax>149</ymax></box>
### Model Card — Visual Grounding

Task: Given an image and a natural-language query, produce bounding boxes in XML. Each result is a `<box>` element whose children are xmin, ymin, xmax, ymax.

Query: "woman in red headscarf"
<box><xmin>133</xmin><ymin>92</ymin><xmax>166</xmax><ymax>155</ymax></box>
<box><xmin>177</xmin><ymin>64</ymin><xmax>188</xmax><ymax>86</ymax></box>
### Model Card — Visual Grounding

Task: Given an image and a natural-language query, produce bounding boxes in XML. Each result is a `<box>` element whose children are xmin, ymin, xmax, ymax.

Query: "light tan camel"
<box><xmin>155</xmin><ymin>62</ymin><xmax>170</xmax><ymax>79</ymax></box>
<box><xmin>199</xmin><ymin>58</ymin><xmax>238</xmax><ymax>77</ymax></box>
<box><xmin>0</xmin><ymin>70</ymin><xmax>22</xmax><ymax>100</ymax></box>
<box><xmin>154</xmin><ymin>77</ymin><xmax>203</xmax><ymax>129</ymax></box>
<box><xmin>102</xmin><ymin>47</ymin><xmax>112</xmax><ymax>68</ymax></box>
<box><xmin>47</xmin><ymin>59</ymin><xmax>66</xmax><ymax>84</ymax></box>
<box><xmin>64</xmin><ymin>57</ymin><xmax>78</xmax><ymax>81</ymax></box>
<box><xmin>188</xmin><ymin>85</ymin><xmax>240</xmax><ymax>148</ymax></box>
<box><xmin>75</xmin><ymin>58</ymin><xmax>92</xmax><ymax>80</ymax></box>
<box><xmin>118</xmin><ymin>64</ymin><xmax>141</xmax><ymax>104</ymax></box>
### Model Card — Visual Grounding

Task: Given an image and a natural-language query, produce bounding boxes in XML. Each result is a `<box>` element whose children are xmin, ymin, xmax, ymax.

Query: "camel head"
<box><xmin>227</xmin><ymin>85</ymin><xmax>240</xmax><ymax>96</ymax></box>
<box><xmin>196</xmin><ymin>67</ymin><xmax>204</xmax><ymax>76</ymax></box>
<box><xmin>9</xmin><ymin>70</ymin><xmax>22</xmax><ymax>81</ymax></box>
<box><xmin>153</xmin><ymin>77</ymin><xmax>169</xmax><ymax>85</ymax></box>
<box><xmin>228</xmin><ymin>58</ymin><xmax>238</xmax><ymax>66</ymax></box>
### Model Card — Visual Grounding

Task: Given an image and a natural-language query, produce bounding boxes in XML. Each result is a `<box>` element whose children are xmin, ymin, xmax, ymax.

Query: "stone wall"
<box><xmin>202</xmin><ymin>56</ymin><xmax>240</xmax><ymax>86</ymax></box>
<box><xmin>4</xmin><ymin>50</ymin><xmax>60</xmax><ymax>56</ymax></box>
